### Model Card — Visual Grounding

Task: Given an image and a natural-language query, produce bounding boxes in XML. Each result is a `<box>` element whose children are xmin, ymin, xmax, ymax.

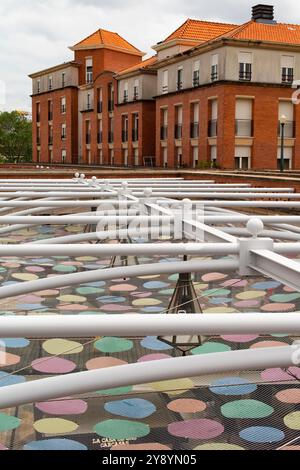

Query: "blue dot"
<box><xmin>97</xmin><ymin>296</ymin><xmax>126</xmax><ymax>304</ymax></box>
<box><xmin>251</xmin><ymin>281</ymin><xmax>281</xmax><ymax>290</ymax></box>
<box><xmin>142</xmin><ymin>307</ymin><xmax>165</xmax><ymax>313</ymax></box>
<box><xmin>143</xmin><ymin>281</ymin><xmax>169</xmax><ymax>289</ymax></box>
<box><xmin>0</xmin><ymin>372</ymin><xmax>26</xmax><ymax>388</ymax></box>
<box><xmin>210</xmin><ymin>377</ymin><xmax>257</xmax><ymax>396</ymax></box>
<box><xmin>140</xmin><ymin>336</ymin><xmax>173</xmax><ymax>351</ymax></box>
<box><xmin>0</xmin><ymin>338</ymin><xmax>30</xmax><ymax>348</ymax></box>
<box><xmin>24</xmin><ymin>439</ymin><xmax>87</xmax><ymax>451</ymax></box>
<box><xmin>209</xmin><ymin>297</ymin><xmax>232</xmax><ymax>305</ymax></box>
<box><xmin>104</xmin><ymin>399</ymin><xmax>156</xmax><ymax>419</ymax></box>
<box><xmin>239</xmin><ymin>426</ymin><xmax>285</xmax><ymax>443</ymax></box>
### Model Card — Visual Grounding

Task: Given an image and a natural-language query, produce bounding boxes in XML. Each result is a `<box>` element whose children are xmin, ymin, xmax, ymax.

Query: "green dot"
<box><xmin>94</xmin><ymin>419</ymin><xmax>150</xmax><ymax>440</ymax></box>
<box><xmin>0</xmin><ymin>413</ymin><xmax>21</xmax><ymax>432</ymax></box>
<box><xmin>270</xmin><ymin>293</ymin><xmax>300</xmax><ymax>302</ymax></box>
<box><xmin>191</xmin><ymin>342</ymin><xmax>231</xmax><ymax>355</ymax></box>
<box><xmin>202</xmin><ymin>289</ymin><xmax>230</xmax><ymax>297</ymax></box>
<box><xmin>53</xmin><ymin>265</ymin><xmax>77</xmax><ymax>273</ymax></box>
<box><xmin>76</xmin><ymin>287</ymin><xmax>104</xmax><ymax>295</ymax></box>
<box><xmin>221</xmin><ymin>400</ymin><xmax>274</xmax><ymax>419</ymax></box>
<box><xmin>94</xmin><ymin>337</ymin><xmax>133</xmax><ymax>353</ymax></box>
<box><xmin>96</xmin><ymin>386</ymin><xmax>133</xmax><ymax>396</ymax></box>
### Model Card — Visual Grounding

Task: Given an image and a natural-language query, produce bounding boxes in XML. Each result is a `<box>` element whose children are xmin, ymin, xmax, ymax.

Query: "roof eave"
<box><xmin>69</xmin><ymin>44</ymin><xmax>145</xmax><ymax>57</ymax></box>
<box><xmin>29</xmin><ymin>61</ymin><xmax>79</xmax><ymax>79</ymax></box>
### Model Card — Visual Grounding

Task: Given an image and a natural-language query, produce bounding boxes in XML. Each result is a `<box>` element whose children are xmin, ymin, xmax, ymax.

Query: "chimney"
<box><xmin>252</xmin><ymin>4</ymin><xmax>277</xmax><ymax>24</ymax></box>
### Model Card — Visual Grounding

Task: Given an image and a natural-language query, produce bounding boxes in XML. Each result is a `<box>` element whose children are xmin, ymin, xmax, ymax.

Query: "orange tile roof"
<box><xmin>222</xmin><ymin>21</ymin><xmax>300</xmax><ymax>45</ymax></box>
<box><xmin>164</xmin><ymin>19</ymin><xmax>237</xmax><ymax>43</ymax></box>
<box><xmin>117</xmin><ymin>56</ymin><xmax>157</xmax><ymax>76</ymax></box>
<box><xmin>72</xmin><ymin>28</ymin><xmax>142</xmax><ymax>54</ymax></box>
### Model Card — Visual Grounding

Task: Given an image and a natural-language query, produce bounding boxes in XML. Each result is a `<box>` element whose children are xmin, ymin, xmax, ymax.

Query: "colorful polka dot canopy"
<box><xmin>0</xmin><ymin>177</ymin><xmax>299</xmax><ymax>452</ymax></box>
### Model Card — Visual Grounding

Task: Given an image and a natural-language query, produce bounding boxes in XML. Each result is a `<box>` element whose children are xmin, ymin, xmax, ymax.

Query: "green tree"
<box><xmin>0</xmin><ymin>111</ymin><xmax>32</xmax><ymax>163</ymax></box>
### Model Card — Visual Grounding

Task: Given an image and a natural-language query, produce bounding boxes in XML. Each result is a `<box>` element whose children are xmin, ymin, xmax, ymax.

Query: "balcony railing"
<box><xmin>190</xmin><ymin>122</ymin><xmax>199</xmax><ymax>138</ymax></box>
<box><xmin>122</xmin><ymin>130</ymin><xmax>128</xmax><ymax>142</ymax></box>
<box><xmin>193</xmin><ymin>76</ymin><xmax>200</xmax><ymax>87</ymax></box>
<box><xmin>282</xmin><ymin>73</ymin><xmax>294</xmax><ymax>84</ymax></box>
<box><xmin>235</xmin><ymin>119</ymin><xmax>254</xmax><ymax>137</ymax></box>
<box><xmin>86</xmin><ymin>134</ymin><xmax>91</xmax><ymax>145</ymax></box>
<box><xmin>132</xmin><ymin>129</ymin><xmax>139</xmax><ymax>142</ymax></box>
<box><xmin>61</xmin><ymin>134</ymin><xmax>66</xmax><ymax>140</ymax></box>
<box><xmin>61</xmin><ymin>106</ymin><xmax>66</xmax><ymax>114</ymax></box>
<box><xmin>208</xmin><ymin>119</ymin><xmax>218</xmax><ymax>137</ymax></box>
<box><xmin>211</xmin><ymin>71</ymin><xmax>218</xmax><ymax>82</ymax></box>
<box><xmin>177</xmin><ymin>81</ymin><xmax>183</xmax><ymax>91</ymax></box>
<box><xmin>108</xmin><ymin>131</ymin><xmax>114</xmax><ymax>143</ymax></box>
<box><xmin>278</xmin><ymin>120</ymin><xmax>295</xmax><ymax>138</ymax></box>
<box><xmin>160</xmin><ymin>126</ymin><xmax>168</xmax><ymax>140</ymax></box>
<box><xmin>123</xmin><ymin>94</ymin><xmax>128</xmax><ymax>104</ymax></box>
<box><xmin>162</xmin><ymin>85</ymin><xmax>168</xmax><ymax>94</ymax></box>
<box><xmin>133</xmin><ymin>92</ymin><xmax>139</xmax><ymax>101</ymax></box>
<box><xmin>108</xmin><ymin>100</ymin><xmax>114</xmax><ymax>112</ymax></box>
<box><xmin>175</xmin><ymin>124</ymin><xmax>182</xmax><ymax>140</ymax></box>
<box><xmin>97</xmin><ymin>102</ymin><xmax>103</xmax><ymax>113</ymax></box>
<box><xmin>97</xmin><ymin>132</ymin><xmax>102</xmax><ymax>144</ymax></box>
<box><xmin>239</xmin><ymin>70</ymin><xmax>252</xmax><ymax>81</ymax></box>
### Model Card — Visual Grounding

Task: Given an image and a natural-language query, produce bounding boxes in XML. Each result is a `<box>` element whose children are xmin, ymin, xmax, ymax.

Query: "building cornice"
<box><xmin>29</xmin><ymin>62</ymin><xmax>79</xmax><ymax>79</ymax></box>
<box><xmin>31</xmin><ymin>86</ymin><xmax>78</xmax><ymax>98</ymax></box>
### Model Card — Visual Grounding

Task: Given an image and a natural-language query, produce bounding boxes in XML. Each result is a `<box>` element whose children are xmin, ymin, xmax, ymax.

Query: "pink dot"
<box><xmin>32</xmin><ymin>357</ymin><xmax>76</xmax><ymax>374</ymax></box>
<box><xmin>168</xmin><ymin>419</ymin><xmax>224</xmax><ymax>440</ymax></box>
<box><xmin>221</xmin><ymin>335</ymin><xmax>259</xmax><ymax>343</ymax></box>
<box><xmin>138</xmin><ymin>354</ymin><xmax>172</xmax><ymax>362</ymax></box>
<box><xmin>35</xmin><ymin>399</ymin><xmax>87</xmax><ymax>415</ymax></box>
<box><xmin>261</xmin><ymin>368</ymin><xmax>296</xmax><ymax>382</ymax></box>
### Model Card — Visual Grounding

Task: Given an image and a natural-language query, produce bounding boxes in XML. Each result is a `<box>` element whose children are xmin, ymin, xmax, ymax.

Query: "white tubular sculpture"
<box><xmin>0</xmin><ymin>346</ymin><xmax>298</xmax><ymax>409</ymax></box>
<box><xmin>0</xmin><ymin>313</ymin><xmax>299</xmax><ymax>337</ymax></box>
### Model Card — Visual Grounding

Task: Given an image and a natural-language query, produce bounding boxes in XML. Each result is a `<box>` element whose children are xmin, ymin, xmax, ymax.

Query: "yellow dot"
<box><xmin>34</xmin><ymin>418</ymin><xmax>78</xmax><ymax>434</ymax></box>
<box><xmin>43</xmin><ymin>339</ymin><xmax>83</xmax><ymax>355</ymax></box>
<box><xmin>284</xmin><ymin>412</ymin><xmax>300</xmax><ymax>430</ymax></box>
<box><xmin>150</xmin><ymin>378</ymin><xmax>194</xmax><ymax>396</ymax></box>
<box><xmin>12</xmin><ymin>273</ymin><xmax>39</xmax><ymax>281</ymax></box>
<box><xmin>57</xmin><ymin>295</ymin><xmax>86</xmax><ymax>303</ymax></box>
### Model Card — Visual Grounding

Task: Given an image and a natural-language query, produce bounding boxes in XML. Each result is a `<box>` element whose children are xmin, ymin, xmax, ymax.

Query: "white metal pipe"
<box><xmin>0</xmin><ymin>243</ymin><xmax>239</xmax><ymax>257</ymax></box>
<box><xmin>0</xmin><ymin>259</ymin><xmax>238</xmax><ymax>300</ymax></box>
<box><xmin>275</xmin><ymin>243</ymin><xmax>300</xmax><ymax>254</ymax></box>
<box><xmin>0</xmin><ymin>346</ymin><xmax>297</xmax><ymax>409</ymax></box>
<box><xmin>0</xmin><ymin>215</ymin><xmax>173</xmax><ymax>225</ymax></box>
<box><xmin>0</xmin><ymin>313</ymin><xmax>299</xmax><ymax>337</ymax></box>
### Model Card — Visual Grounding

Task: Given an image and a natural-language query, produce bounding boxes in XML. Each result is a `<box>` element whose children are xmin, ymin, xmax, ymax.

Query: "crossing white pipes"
<box><xmin>0</xmin><ymin>259</ymin><xmax>239</xmax><ymax>300</ymax></box>
<box><xmin>0</xmin><ymin>313</ymin><xmax>299</xmax><ymax>337</ymax></box>
<box><xmin>0</xmin><ymin>346</ymin><xmax>298</xmax><ymax>409</ymax></box>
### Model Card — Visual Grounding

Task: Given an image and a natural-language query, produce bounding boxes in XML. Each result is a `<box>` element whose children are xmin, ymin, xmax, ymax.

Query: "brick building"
<box><xmin>30</xmin><ymin>4</ymin><xmax>300</xmax><ymax>170</ymax></box>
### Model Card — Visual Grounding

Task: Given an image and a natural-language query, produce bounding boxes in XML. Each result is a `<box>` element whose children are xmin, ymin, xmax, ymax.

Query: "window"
<box><xmin>176</xmin><ymin>147</ymin><xmax>183</xmax><ymax>168</ymax></box>
<box><xmin>123</xmin><ymin>149</ymin><xmax>128</xmax><ymax>166</ymax></box>
<box><xmin>134</xmin><ymin>79</ymin><xmax>139</xmax><ymax>100</ymax></box>
<box><xmin>97</xmin><ymin>88</ymin><xmax>103</xmax><ymax>113</ymax></box>
<box><xmin>160</xmin><ymin>108</ymin><xmax>168</xmax><ymax>140</ymax></box>
<box><xmin>61</xmin><ymin>97</ymin><xmax>66</xmax><ymax>114</ymax></box>
<box><xmin>108</xmin><ymin>84</ymin><xmax>114</xmax><ymax>111</ymax></box>
<box><xmin>235</xmin><ymin>146</ymin><xmax>251</xmax><ymax>170</ymax></box>
<box><xmin>110</xmin><ymin>149</ymin><xmax>115</xmax><ymax>165</ymax></box>
<box><xmin>193</xmin><ymin>61</ymin><xmax>200</xmax><ymax>87</ymax></box>
<box><xmin>87</xmin><ymin>93</ymin><xmax>91</xmax><ymax>110</ymax></box>
<box><xmin>37</xmin><ymin>150</ymin><xmax>40</xmax><ymax>163</ymax></box>
<box><xmin>61</xmin><ymin>149</ymin><xmax>67</xmax><ymax>164</ymax></box>
<box><xmin>132</xmin><ymin>113</ymin><xmax>139</xmax><ymax>141</ymax></box>
<box><xmin>98</xmin><ymin>149</ymin><xmax>103</xmax><ymax>165</ymax></box>
<box><xmin>36</xmin><ymin>103</ymin><xmax>40</xmax><ymax>123</ymax></box>
<box><xmin>49</xmin><ymin>149</ymin><xmax>53</xmax><ymax>163</ymax></box>
<box><xmin>210</xmin><ymin>145</ymin><xmax>217</xmax><ymax>167</ymax></box>
<box><xmin>239</xmin><ymin>52</ymin><xmax>252</xmax><ymax>81</ymax></box>
<box><xmin>48</xmin><ymin>100</ymin><xmax>53</xmax><ymax>121</ymax></box>
<box><xmin>282</xmin><ymin>56</ymin><xmax>294</xmax><ymax>84</ymax></box>
<box><xmin>61</xmin><ymin>123</ymin><xmax>66</xmax><ymax>140</ymax></box>
<box><xmin>48</xmin><ymin>76</ymin><xmax>53</xmax><ymax>90</ymax></box>
<box><xmin>175</xmin><ymin>106</ymin><xmax>183</xmax><ymax>139</ymax></box>
<box><xmin>162</xmin><ymin>70</ymin><xmax>168</xmax><ymax>94</ymax></box>
<box><xmin>208</xmin><ymin>99</ymin><xmax>218</xmax><ymax>137</ymax></box>
<box><xmin>235</xmin><ymin>99</ymin><xmax>253</xmax><ymax>137</ymax></box>
<box><xmin>192</xmin><ymin>146</ymin><xmax>199</xmax><ymax>168</ymax></box>
<box><xmin>211</xmin><ymin>55</ymin><xmax>218</xmax><ymax>82</ymax></box>
<box><xmin>278</xmin><ymin>101</ymin><xmax>295</xmax><ymax>138</ymax></box>
<box><xmin>98</xmin><ymin>119</ymin><xmax>103</xmax><ymax>144</ymax></box>
<box><xmin>277</xmin><ymin>146</ymin><xmax>292</xmax><ymax>170</ymax></box>
<box><xmin>86</xmin><ymin>58</ymin><xmax>93</xmax><ymax>84</ymax></box>
<box><xmin>48</xmin><ymin>125</ymin><xmax>53</xmax><ymax>145</ymax></box>
<box><xmin>191</xmin><ymin>102</ymin><xmax>199</xmax><ymax>138</ymax></box>
<box><xmin>177</xmin><ymin>67</ymin><xmax>183</xmax><ymax>91</ymax></box>
<box><xmin>122</xmin><ymin>115</ymin><xmax>129</xmax><ymax>142</ymax></box>
<box><xmin>62</xmin><ymin>72</ymin><xmax>66</xmax><ymax>88</ymax></box>
<box><xmin>36</xmin><ymin>127</ymin><xmax>41</xmax><ymax>146</ymax></box>
<box><xmin>123</xmin><ymin>82</ymin><xmax>129</xmax><ymax>103</ymax></box>
<box><xmin>162</xmin><ymin>147</ymin><xmax>168</xmax><ymax>168</ymax></box>
<box><xmin>37</xmin><ymin>79</ymin><xmax>41</xmax><ymax>93</ymax></box>
<box><xmin>86</xmin><ymin>120</ymin><xmax>91</xmax><ymax>144</ymax></box>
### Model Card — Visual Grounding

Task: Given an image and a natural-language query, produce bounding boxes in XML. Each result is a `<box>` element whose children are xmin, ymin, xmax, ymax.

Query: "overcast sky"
<box><xmin>0</xmin><ymin>0</ymin><xmax>299</xmax><ymax>112</ymax></box>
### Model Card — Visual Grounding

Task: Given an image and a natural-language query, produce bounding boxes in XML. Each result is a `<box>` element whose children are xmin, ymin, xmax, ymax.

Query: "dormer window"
<box><xmin>37</xmin><ymin>79</ymin><xmax>41</xmax><ymax>93</ymax></box>
<box><xmin>193</xmin><ymin>61</ymin><xmax>200</xmax><ymax>87</ymax></box>
<box><xmin>133</xmin><ymin>79</ymin><xmax>139</xmax><ymax>100</ymax></box>
<box><xmin>162</xmin><ymin>70</ymin><xmax>168</xmax><ymax>94</ymax></box>
<box><xmin>239</xmin><ymin>52</ymin><xmax>252</xmax><ymax>81</ymax></box>
<box><xmin>86</xmin><ymin>58</ymin><xmax>93</xmax><ymax>84</ymax></box>
<box><xmin>211</xmin><ymin>54</ymin><xmax>218</xmax><ymax>82</ymax></box>
<box><xmin>48</xmin><ymin>76</ymin><xmax>53</xmax><ymax>90</ymax></box>
<box><xmin>123</xmin><ymin>82</ymin><xmax>129</xmax><ymax>103</ymax></box>
<box><xmin>177</xmin><ymin>67</ymin><xmax>183</xmax><ymax>91</ymax></box>
<box><xmin>282</xmin><ymin>56</ymin><xmax>294</xmax><ymax>84</ymax></box>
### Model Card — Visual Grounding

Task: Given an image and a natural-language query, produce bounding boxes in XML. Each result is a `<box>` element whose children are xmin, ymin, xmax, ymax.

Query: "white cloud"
<box><xmin>0</xmin><ymin>0</ymin><xmax>299</xmax><ymax>111</ymax></box>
